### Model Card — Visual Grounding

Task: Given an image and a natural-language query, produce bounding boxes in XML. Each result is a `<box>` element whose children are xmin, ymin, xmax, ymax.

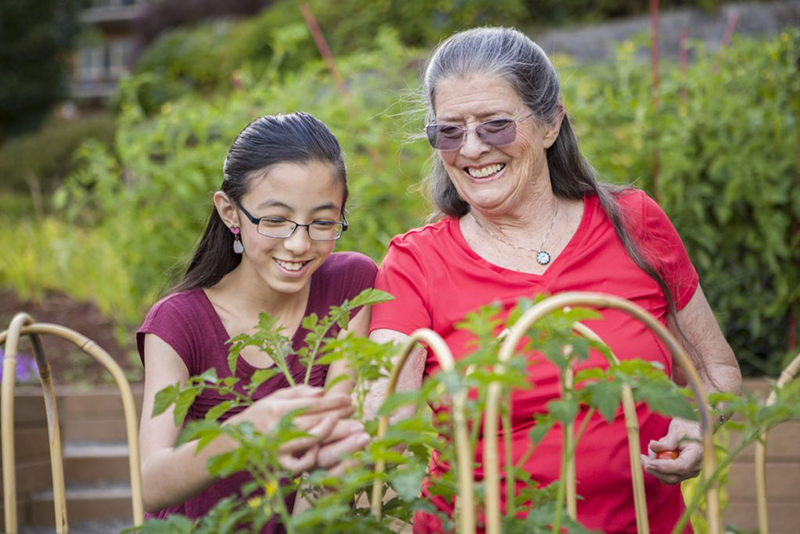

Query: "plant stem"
<box><xmin>671</xmin><ymin>429</ymin><xmax>758</xmax><ymax>534</ymax></box>
<box><xmin>567</xmin><ymin>407</ymin><xmax>595</xmax><ymax>458</ymax></box>
<box><xmin>503</xmin><ymin>405</ymin><xmax>515</xmax><ymax>518</ymax></box>
<box><xmin>304</xmin><ymin>313</ymin><xmax>345</xmax><ymax>385</ymax></box>
<box><xmin>551</xmin><ymin>422</ymin><xmax>569</xmax><ymax>534</ymax></box>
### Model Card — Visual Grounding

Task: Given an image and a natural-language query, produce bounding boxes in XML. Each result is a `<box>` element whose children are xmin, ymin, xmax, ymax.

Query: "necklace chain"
<box><xmin>470</xmin><ymin>200</ymin><xmax>559</xmax><ymax>265</ymax></box>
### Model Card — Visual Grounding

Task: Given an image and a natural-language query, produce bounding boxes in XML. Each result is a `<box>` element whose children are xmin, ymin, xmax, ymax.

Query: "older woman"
<box><xmin>368</xmin><ymin>27</ymin><xmax>741</xmax><ymax>534</ymax></box>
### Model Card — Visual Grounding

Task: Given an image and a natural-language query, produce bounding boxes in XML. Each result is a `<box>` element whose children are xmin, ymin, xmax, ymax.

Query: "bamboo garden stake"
<box><xmin>1</xmin><ymin>314</ymin><xmax>144</xmax><ymax>533</ymax></box>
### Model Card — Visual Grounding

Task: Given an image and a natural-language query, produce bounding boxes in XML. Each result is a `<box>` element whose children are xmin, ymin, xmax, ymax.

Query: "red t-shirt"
<box><xmin>370</xmin><ymin>190</ymin><xmax>698</xmax><ymax>534</ymax></box>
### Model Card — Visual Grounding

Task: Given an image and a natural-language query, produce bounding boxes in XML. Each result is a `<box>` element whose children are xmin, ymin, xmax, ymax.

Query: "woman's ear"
<box><xmin>213</xmin><ymin>191</ymin><xmax>239</xmax><ymax>229</ymax></box>
<box><xmin>542</xmin><ymin>104</ymin><xmax>566</xmax><ymax>149</ymax></box>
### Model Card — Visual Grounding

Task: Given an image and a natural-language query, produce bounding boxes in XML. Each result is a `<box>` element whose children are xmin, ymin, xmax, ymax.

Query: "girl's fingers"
<box><xmin>317</xmin><ymin>432</ymin><xmax>370</xmax><ymax>469</ymax></box>
<box><xmin>321</xmin><ymin>419</ymin><xmax>365</xmax><ymax>445</ymax></box>
<box><xmin>269</xmin><ymin>385</ymin><xmax>324</xmax><ymax>399</ymax></box>
<box><xmin>327</xmin><ymin>458</ymin><xmax>359</xmax><ymax>478</ymax></box>
<box><xmin>279</xmin><ymin>445</ymin><xmax>318</xmax><ymax>474</ymax></box>
<box><xmin>280</xmin><ymin>414</ymin><xmax>338</xmax><ymax>453</ymax></box>
<box><xmin>274</xmin><ymin>394</ymin><xmax>352</xmax><ymax>416</ymax></box>
<box><xmin>294</xmin><ymin>406</ymin><xmax>354</xmax><ymax>430</ymax></box>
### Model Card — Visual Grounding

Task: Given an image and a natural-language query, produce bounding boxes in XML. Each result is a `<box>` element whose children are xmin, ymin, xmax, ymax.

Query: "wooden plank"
<box><xmin>730</xmin><ymin>421</ymin><xmax>800</xmax><ymax>461</ymax></box>
<box><xmin>61</xmin><ymin>418</ymin><xmax>132</xmax><ymax>443</ymax></box>
<box><xmin>0</xmin><ymin>427</ymin><xmax>50</xmax><ymax>462</ymax></box>
<box><xmin>724</xmin><ymin>501</ymin><xmax>800</xmax><ymax>534</ymax></box>
<box><xmin>726</xmin><ymin>461</ymin><xmax>800</xmax><ymax>500</ymax></box>
<box><xmin>57</xmin><ymin>387</ymin><xmax>143</xmax><ymax>421</ymax></box>
<box><xmin>0</xmin><ymin>458</ymin><xmax>52</xmax><ymax>497</ymax></box>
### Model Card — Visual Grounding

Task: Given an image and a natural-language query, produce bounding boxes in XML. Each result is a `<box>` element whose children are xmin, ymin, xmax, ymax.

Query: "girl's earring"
<box><xmin>231</xmin><ymin>227</ymin><xmax>244</xmax><ymax>254</ymax></box>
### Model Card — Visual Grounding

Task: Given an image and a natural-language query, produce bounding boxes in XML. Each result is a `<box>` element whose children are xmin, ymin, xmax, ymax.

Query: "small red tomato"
<box><xmin>656</xmin><ymin>450</ymin><xmax>679</xmax><ymax>460</ymax></box>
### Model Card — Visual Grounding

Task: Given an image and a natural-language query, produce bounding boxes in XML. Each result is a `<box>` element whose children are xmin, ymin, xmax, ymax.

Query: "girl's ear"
<box><xmin>214</xmin><ymin>191</ymin><xmax>239</xmax><ymax>229</ymax></box>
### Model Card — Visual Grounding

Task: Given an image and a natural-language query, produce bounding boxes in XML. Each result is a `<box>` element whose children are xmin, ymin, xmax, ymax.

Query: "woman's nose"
<box><xmin>460</xmin><ymin>129</ymin><xmax>490</xmax><ymax>159</ymax></box>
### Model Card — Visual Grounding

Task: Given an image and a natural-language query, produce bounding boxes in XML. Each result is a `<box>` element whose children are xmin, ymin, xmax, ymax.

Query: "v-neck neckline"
<box><xmin>199</xmin><ymin>280</ymin><xmax>315</xmax><ymax>375</ymax></box>
<box><xmin>450</xmin><ymin>196</ymin><xmax>593</xmax><ymax>281</ymax></box>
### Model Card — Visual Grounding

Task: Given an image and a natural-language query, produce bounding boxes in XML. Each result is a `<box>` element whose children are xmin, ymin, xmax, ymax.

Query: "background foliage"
<box><xmin>0</xmin><ymin>8</ymin><xmax>797</xmax><ymax>376</ymax></box>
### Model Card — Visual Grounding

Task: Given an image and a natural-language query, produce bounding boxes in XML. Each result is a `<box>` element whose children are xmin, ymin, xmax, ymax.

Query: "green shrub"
<box><xmin>0</xmin><ymin>113</ymin><xmax>115</xmax><ymax>194</ymax></box>
<box><xmin>12</xmin><ymin>29</ymin><xmax>797</xmax><ymax>376</ymax></box>
<box><xmin>57</xmin><ymin>29</ymin><xmax>429</xmax><ymax>325</ymax></box>
<box><xmin>128</xmin><ymin>0</ymin><xmax>530</xmax><ymax>112</ymax></box>
<box><xmin>561</xmin><ymin>31</ymin><xmax>800</xmax><ymax>375</ymax></box>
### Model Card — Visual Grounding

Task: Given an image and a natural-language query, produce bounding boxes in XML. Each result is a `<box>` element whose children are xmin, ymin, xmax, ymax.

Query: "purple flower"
<box><xmin>0</xmin><ymin>349</ymin><xmax>39</xmax><ymax>383</ymax></box>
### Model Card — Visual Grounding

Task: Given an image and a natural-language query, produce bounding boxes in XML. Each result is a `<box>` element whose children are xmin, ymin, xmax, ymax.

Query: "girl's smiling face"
<box><xmin>234</xmin><ymin>160</ymin><xmax>345</xmax><ymax>296</ymax></box>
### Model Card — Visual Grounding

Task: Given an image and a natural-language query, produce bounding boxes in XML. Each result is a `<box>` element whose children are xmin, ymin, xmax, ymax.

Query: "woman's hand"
<box><xmin>640</xmin><ymin>417</ymin><xmax>702</xmax><ymax>484</ymax></box>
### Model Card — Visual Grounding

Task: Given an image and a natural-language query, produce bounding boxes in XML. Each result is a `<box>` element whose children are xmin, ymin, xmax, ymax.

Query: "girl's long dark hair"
<box><xmin>172</xmin><ymin>112</ymin><xmax>347</xmax><ymax>294</ymax></box>
<box><xmin>422</xmin><ymin>27</ymin><xmax>702</xmax><ymax>373</ymax></box>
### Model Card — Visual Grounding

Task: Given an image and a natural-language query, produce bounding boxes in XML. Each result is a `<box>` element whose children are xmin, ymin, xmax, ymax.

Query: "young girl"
<box><xmin>137</xmin><ymin>113</ymin><xmax>376</xmax><ymax>530</ymax></box>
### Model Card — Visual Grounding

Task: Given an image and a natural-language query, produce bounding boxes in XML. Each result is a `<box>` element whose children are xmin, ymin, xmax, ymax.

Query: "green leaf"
<box><xmin>198</xmin><ymin>368</ymin><xmax>218</xmax><ymax>384</ymax></box>
<box><xmin>173</xmin><ymin>389</ymin><xmax>198</xmax><ymax>426</ymax></box>
<box><xmin>301</xmin><ymin>313</ymin><xmax>319</xmax><ymax>330</ymax></box>
<box><xmin>634</xmin><ymin>381</ymin><xmax>697</xmax><ymax>421</ymax></box>
<box><xmin>390</xmin><ymin>463</ymin><xmax>427</xmax><ymax>501</ymax></box>
<box><xmin>153</xmin><ymin>383</ymin><xmax>181</xmax><ymax>416</ymax></box>
<box><xmin>250</xmin><ymin>368</ymin><xmax>279</xmax><ymax>389</ymax></box>
<box><xmin>205</xmin><ymin>400</ymin><xmax>235</xmax><ymax>423</ymax></box>
<box><xmin>347</xmin><ymin>288</ymin><xmax>394</xmax><ymax>309</ymax></box>
<box><xmin>585</xmin><ymin>380</ymin><xmax>622</xmax><ymax>422</ymax></box>
<box><xmin>529</xmin><ymin>414</ymin><xmax>556</xmax><ymax>445</ymax></box>
<box><xmin>547</xmin><ymin>398</ymin><xmax>580</xmax><ymax>424</ymax></box>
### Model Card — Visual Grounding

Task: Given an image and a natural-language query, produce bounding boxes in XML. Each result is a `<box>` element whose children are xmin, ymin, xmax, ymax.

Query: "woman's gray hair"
<box><xmin>421</xmin><ymin>27</ymin><xmax>599</xmax><ymax>217</ymax></box>
<box><xmin>420</xmin><ymin>27</ymin><xmax>706</xmax><ymax>374</ymax></box>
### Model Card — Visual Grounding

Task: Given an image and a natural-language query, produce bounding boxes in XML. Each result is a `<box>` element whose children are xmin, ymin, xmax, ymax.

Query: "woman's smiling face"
<box><xmin>433</xmin><ymin>74</ymin><xmax>560</xmax><ymax>216</ymax></box>
<box><xmin>236</xmin><ymin>160</ymin><xmax>344</xmax><ymax>296</ymax></box>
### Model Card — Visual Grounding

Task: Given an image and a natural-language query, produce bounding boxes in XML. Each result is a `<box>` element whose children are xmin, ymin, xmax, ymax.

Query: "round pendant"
<box><xmin>536</xmin><ymin>251</ymin><xmax>551</xmax><ymax>265</ymax></box>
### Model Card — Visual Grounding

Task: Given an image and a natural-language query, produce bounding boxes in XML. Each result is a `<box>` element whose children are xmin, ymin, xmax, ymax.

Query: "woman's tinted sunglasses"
<box><xmin>425</xmin><ymin>113</ymin><xmax>534</xmax><ymax>150</ymax></box>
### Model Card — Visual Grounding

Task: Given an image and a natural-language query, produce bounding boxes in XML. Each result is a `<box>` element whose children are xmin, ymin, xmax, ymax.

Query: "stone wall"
<box><xmin>532</xmin><ymin>0</ymin><xmax>800</xmax><ymax>62</ymax></box>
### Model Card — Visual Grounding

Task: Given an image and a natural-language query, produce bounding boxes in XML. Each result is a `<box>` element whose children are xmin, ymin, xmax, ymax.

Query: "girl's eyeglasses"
<box><xmin>425</xmin><ymin>113</ymin><xmax>534</xmax><ymax>151</ymax></box>
<box><xmin>235</xmin><ymin>201</ymin><xmax>348</xmax><ymax>241</ymax></box>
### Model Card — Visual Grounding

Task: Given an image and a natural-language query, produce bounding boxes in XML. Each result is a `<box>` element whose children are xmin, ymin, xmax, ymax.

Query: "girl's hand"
<box><xmin>640</xmin><ymin>417</ymin><xmax>703</xmax><ymax>485</ymax></box>
<box><xmin>227</xmin><ymin>385</ymin><xmax>354</xmax><ymax>474</ymax></box>
<box><xmin>316</xmin><ymin>419</ymin><xmax>370</xmax><ymax>476</ymax></box>
<box><xmin>230</xmin><ymin>385</ymin><xmax>352</xmax><ymax>434</ymax></box>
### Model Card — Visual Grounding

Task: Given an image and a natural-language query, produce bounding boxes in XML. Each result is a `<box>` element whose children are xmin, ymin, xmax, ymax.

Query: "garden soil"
<box><xmin>0</xmin><ymin>289</ymin><xmax>139</xmax><ymax>386</ymax></box>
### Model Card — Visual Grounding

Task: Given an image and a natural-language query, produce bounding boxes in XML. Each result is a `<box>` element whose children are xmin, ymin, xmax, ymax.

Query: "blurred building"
<box><xmin>70</xmin><ymin>0</ymin><xmax>149</xmax><ymax>103</ymax></box>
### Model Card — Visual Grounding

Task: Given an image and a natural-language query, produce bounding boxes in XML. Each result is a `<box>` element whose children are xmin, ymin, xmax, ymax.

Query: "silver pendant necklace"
<box><xmin>470</xmin><ymin>200</ymin><xmax>559</xmax><ymax>266</ymax></box>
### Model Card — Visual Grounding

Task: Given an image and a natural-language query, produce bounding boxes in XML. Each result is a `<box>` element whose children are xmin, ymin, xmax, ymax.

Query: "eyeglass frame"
<box><xmin>234</xmin><ymin>200</ymin><xmax>348</xmax><ymax>241</ymax></box>
<box><xmin>425</xmin><ymin>112</ymin><xmax>536</xmax><ymax>150</ymax></box>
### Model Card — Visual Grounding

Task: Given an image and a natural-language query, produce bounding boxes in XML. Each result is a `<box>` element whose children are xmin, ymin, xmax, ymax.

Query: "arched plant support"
<box><xmin>371</xmin><ymin>328</ymin><xmax>476</xmax><ymax>533</ymax></box>
<box><xmin>1</xmin><ymin>313</ymin><xmax>144</xmax><ymax>534</ymax></box>
<box><xmin>755</xmin><ymin>350</ymin><xmax>800</xmax><ymax>534</ymax></box>
<box><xmin>483</xmin><ymin>292</ymin><xmax>719</xmax><ymax>534</ymax></box>
<box><xmin>571</xmin><ymin>322</ymin><xmax>649</xmax><ymax>534</ymax></box>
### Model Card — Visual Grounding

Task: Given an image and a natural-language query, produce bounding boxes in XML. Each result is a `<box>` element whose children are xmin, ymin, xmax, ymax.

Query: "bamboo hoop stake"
<box><xmin>0</xmin><ymin>318</ymin><xmax>144</xmax><ymax>532</ymax></box>
<box><xmin>563</xmin><ymin>355</ymin><xmax>576</xmax><ymax>520</ymax></box>
<box><xmin>755</xmin><ymin>351</ymin><xmax>800</xmax><ymax>534</ymax></box>
<box><xmin>483</xmin><ymin>292</ymin><xmax>718</xmax><ymax>534</ymax></box>
<box><xmin>2</xmin><ymin>314</ymin><xmax>39</xmax><ymax>533</ymax></box>
<box><xmin>371</xmin><ymin>329</ymin><xmax>475</xmax><ymax>534</ymax></box>
<box><xmin>573</xmin><ymin>322</ymin><xmax>650</xmax><ymax>534</ymax></box>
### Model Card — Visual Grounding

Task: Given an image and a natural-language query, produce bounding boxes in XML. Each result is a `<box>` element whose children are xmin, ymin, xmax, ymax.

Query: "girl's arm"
<box><xmin>139</xmin><ymin>334</ymin><xmax>351</xmax><ymax>513</ymax></box>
